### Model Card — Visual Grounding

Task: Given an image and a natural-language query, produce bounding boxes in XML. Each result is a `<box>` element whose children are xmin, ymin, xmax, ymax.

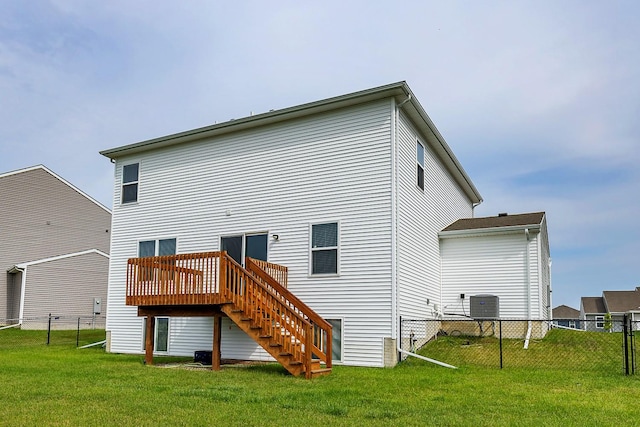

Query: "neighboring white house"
<box><xmin>439</xmin><ymin>212</ymin><xmax>552</xmax><ymax>320</ymax></box>
<box><xmin>100</xmin><ymin>81</ymin><xmax>550</xmax><ymax>368</ymax></box>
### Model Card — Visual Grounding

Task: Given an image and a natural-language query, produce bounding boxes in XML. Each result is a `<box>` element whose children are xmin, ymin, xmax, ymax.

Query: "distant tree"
<box><xmin>604</xmin><ymin>312</ymin><xmax>613</xmax><ymax>332</ymax></box>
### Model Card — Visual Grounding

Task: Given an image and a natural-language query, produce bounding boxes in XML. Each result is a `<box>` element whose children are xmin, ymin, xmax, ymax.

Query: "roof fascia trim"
<box><xmin>439</xmin><ymin>223</ymin><xmax>542</xmax><ymax>238</ymax></box>
<box><xmin>10</xmin><ymin>249</ymin><xmax>110</xmax><ymax>271</ymax></box>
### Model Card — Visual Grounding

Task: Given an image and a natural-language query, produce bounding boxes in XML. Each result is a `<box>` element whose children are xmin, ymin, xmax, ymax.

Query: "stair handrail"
<box><xmin>246</xmin><ymin>257</ymin><xmax>332</xmax><ymax>368</ymax></box>
<box><xmin>220</xmin><ymin>254</ymin><xmax>314</xmax><ymax>369</ymax></box>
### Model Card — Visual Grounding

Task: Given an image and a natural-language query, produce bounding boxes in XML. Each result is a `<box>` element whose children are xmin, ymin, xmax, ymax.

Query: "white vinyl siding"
<box><xmin>106</xmin><ymin>100</ymin><xmax>393</xmax><ymax>367</ymax></box>
<box><xmin>395</xmin><ymin>110</ymin><xmax>473</xmax><ymax>322</ymax></box>
<box><xmin>440</xmin><ymin>230</ymin><xmax>545</xmax><ymax>319</ymax></box>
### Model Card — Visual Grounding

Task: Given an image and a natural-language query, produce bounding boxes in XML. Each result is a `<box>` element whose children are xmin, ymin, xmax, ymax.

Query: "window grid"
<box><xmin>595</xmin><ymin>315</ymin><xmax>604</xmax><ymax>328</ymax></box>
<box><xmin>122</xmin><ymin>163</ymin><xmax>139</xmax><ymax>204</ymax></box>
<box><xmin>311</xmin><ymin>222</ymin><xmax>339</xmax><ymax>275</ymax></box>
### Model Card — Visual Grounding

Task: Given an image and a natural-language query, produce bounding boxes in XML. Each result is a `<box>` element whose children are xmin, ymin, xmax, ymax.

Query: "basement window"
<box><xmin>416</xmin><ymin>140</ymin><xmax>425</xmax><ymax>190</ymax></box>
<box><xmin>122</xmin><ymin>163</ymin><xmax>139</xmax><ymax>204</ymax></box>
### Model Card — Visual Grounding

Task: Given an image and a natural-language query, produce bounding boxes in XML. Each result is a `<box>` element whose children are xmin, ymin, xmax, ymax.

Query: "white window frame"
<box><xmin>309</xmin><ymin>221</ymin><xmax>340</xmax><ymax>276</ymax></box>
<box><xmin>142</xmin><ymin>316</ymin><xmax>170</xmax><ymax>354</ymax></box>
<box><xmin>568</xmin><ymin>320</ymin><xmax>576</xmax><ymax>329</ymax></box>
<box><xmin>595</xmin><ymin>315</ymin><xmax>604</xmax><ymax>329</ymax></box>
<box><xmin>416</xmin><ymin>139</ymin><xmax>425</xmax><ymax>191</ymax></box>
<box><xmin>121</xmin><ymin>162</ymin><xmax>140</xmax><ymax>204</ymax></box>
<box><xmin>138</xmin><ymin>238</ymin><xmax>178</xmax><ymax>257</ymax></box>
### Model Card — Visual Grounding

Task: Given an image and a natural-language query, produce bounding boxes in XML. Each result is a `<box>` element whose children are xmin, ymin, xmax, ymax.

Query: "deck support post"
<box><xmin>145</xmin><ymin>315</ymin><xmax>155</xmax><ymax>366</ymax></box>
<box><xmin>212</xmin><ymin>315</ymin><xmax>222</xmax><ymax>371</ymax></box>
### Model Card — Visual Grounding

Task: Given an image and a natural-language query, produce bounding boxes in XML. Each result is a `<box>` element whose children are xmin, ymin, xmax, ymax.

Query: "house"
<box><xmin>439</xmin><ymin>212</ymin><xmax>552</xmax><ymax>322</ymax></box>
<box><xmin>100</xmin><ymin>82</ymin><xmax>550</xmax><ymax>374</ymax></box>
<box><xmin>580</xmin><ymin>296</ymin><xmax>607</xmax><ymax>331</ymax></box>
<box><xmin>581</xmin><ymin>288</ymin><xmax>640</xmax><ymax>332</ymax></box>
<box><xmin>0</xmin><ymin>165</ymin><xmax>111</xmax><ymax>329</ymax></box>
<box><xmin>552</xmin><ymin>305</ymin><xmax>580</xmax><ymax>329</ymax></box>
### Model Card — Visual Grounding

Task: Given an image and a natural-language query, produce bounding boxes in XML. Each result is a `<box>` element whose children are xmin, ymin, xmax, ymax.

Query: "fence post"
<box><xmin>499</xmin><ymin>319</ymin><xmax>503</xmax><ymax>369</ymax></box>
<box><xmin>76</xmin><ymin>317</ymin><xmax>81</xmax><ymax>347</ymax></box>
<box><xmin>398</xmin><ymin>316</ymin><xmax>403</xmax><ymax>362</ymax></box>
<box><xmin>623</xmin><ymin>314</ymin><xmax>630</xmax><ymax>375</ymax></box>
<box><xmin>47</xmin><ymin>313</ymin><xmax>52</xmax><ymax>345</ymax></box>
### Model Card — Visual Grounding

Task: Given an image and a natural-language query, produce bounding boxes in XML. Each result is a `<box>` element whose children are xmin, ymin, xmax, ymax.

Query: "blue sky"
<box><xmin>1</xmin><ymin>1</ymin><xmax>638</xmax><ymax>308</ymax></box>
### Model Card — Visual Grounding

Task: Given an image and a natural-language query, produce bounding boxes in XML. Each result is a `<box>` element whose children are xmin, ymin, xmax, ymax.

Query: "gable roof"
<box><xmin>602</xmin><ymin>290</ymin><xmax>640</xmax><ymax>313</ymax></box>
<box><xmin>441</xmin><ymin>212</ymin><xmax>545</xmax><ymax>233</ymax></box>
<box><xmin>581</xmin><ymin>297</ymin><xmax>606</xmax><ymax>314</ymax></box>
<box><xmin>100</xmin><ymin>81</ymin><xmax>482</xmax><ymax>204</ymax></box>
<box><xmin>0</xmin><ymin>165</ymin><xmax>110</xmax><ymax>214</ymax></box>
<box><xmin>553</xmin><ymin>305</ymin><xmax>580</xmax><ymax>319</ymax></box>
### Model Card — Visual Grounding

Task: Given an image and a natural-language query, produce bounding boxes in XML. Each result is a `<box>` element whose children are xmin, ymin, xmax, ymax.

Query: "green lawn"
<box><xmin>0</xmin><ymin>331</ymin><xmax>638</xmax><ymax>426</ymax></box>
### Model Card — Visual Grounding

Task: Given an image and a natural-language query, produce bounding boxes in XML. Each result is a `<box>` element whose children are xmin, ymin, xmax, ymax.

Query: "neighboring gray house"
<box><xmin>439</xmin><ymin>212</ymin><xmax>552</xmax><ymax>320</ymax></box>
<box><xmin>581</xmin><ymin>289</ymin><xmax>640</xmax><ymax>332</ymax></box>
<box><xmin>1</xmin><ymin>165</ymin><xmax>111</xmax><ymax>328</ymax></box>
<box><xmin>580</xmin><ymin>296</ymin><xmax>607</xmax><ymax>331</ymax></box>
<box><xmin>552</xmin><ymin>305</ymin><xmax>580</xmax><ymax>329</ymax></box>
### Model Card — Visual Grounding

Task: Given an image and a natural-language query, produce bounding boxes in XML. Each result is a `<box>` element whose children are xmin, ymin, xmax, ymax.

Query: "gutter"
<box><xmin>439</xmin><ymin>224</ymin><xmax>542</xmax><ymax>239</ymax></box>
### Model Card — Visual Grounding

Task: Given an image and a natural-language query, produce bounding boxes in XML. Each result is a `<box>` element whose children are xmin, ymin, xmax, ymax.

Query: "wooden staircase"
<box><xmin>126</xmin><ymin>251</ymin><xmax>332</xmax><ymax>379</ymax></box>
<box><xmin>219</xmin><ymin>256</ymin><xmax>332</xmax><ymax>378</ymax></box>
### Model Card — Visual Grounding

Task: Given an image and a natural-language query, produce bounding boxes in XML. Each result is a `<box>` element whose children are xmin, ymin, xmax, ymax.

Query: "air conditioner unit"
<box><xmin>470</xmin><ymin>295</ymin><xmax>500</xmax><ymax>319</ymax></box>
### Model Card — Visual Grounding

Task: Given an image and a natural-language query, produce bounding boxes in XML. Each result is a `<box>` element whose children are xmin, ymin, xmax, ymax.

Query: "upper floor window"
<box><xmin>122</xmin><ymin>163</ymin><xmax>139</xmax><ymax>204</ymax></box>
<box><xmin>416</xmin><ymin>140</ymin><xmax>425</xmax><ymax>190</ymax></box>
<box><xmin>311</xmin><ymin>222</ymin><xmax>338</xmax><ymax>275</ymax></box>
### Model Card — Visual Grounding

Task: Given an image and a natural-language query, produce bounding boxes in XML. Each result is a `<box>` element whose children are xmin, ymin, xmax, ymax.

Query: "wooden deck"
<box><xmin>126</xmin><ymin>251</ymin><xmax>332</xmax><ymax>378</ymax></box>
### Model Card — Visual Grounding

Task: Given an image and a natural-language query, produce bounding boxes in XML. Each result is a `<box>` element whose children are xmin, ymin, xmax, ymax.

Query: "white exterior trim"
<box><xmin>12</xmin><ymin>249</ymin><xmax>110</xmax><ymax>269</ymax></box>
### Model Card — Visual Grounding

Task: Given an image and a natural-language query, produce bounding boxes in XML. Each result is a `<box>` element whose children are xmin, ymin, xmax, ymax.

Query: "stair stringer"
<box><xmin>220</xmin><ymin>303</ymin><xmax>320</xmax><ymax>377</ymax></box>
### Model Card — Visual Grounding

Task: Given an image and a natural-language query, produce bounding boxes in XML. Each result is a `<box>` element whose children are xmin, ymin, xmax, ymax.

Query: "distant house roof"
<box><xmin>602</xmin><ymin>290</ymin><xmax>640</xmax><ymax>313</ymax></box>
<box><xmin>441</xmin><ymin>212</ymin><xmax>545</xmax><ymax>233</ymax></box>
<box><xmin>581</xmin><ymin>297</ymin><xmax>606</xmax><ymax>314</ymax></box>
<box><xmin>553</xmin><ymin>305</ymin><xmax>580</xmax><ymax>319</ymax></box>
<box><xmin>100</xmin><ymin>81</ymin><xmax>482</xmax><ymax>204</ymax></box>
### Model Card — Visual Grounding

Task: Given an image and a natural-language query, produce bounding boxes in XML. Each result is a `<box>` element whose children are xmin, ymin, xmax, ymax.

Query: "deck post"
<box><xmin>212</xmin><ymin>315</ymin><xmax>222</xmax><ymax>371</ymax></box>
<box><xmin>145</xmin><ymin>315</ymin><xmax>155</xmax><ymax>366</ymax></box>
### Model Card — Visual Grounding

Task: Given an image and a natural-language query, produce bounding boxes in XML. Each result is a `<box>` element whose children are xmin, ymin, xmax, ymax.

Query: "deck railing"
<box><xmin>249</xmin><ymin>258</ymin><xmax>288</xmax><ymax>288</ymax></box>
<box><xmin>126</xmin><ymin>252</ymin><xmax>221</xmax><ymax>306</ymax></box>
<box><xmin>246</xmin><ymin>257</ymin><xmax>332</xmax><ymax>368</ymax></box>
<box><xmin>126</xmin><ymin>252</ymin><xmax>332</xmax><ymax>375</ymax></box>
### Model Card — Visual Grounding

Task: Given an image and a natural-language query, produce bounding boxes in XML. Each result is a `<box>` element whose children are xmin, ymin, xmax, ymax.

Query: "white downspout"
<box><xmin>524</xmin><ymin>229</ymin><xmax>532</xmax><ymax>349</ymax></box>
<box><xmin>390</xmin><ymin>97</ymin><xmax>398</xmax><ymax>342</ymax></box>
<box><xmin>397</xmin><ymin>345</ymin><xmax>457</xmax><ymax>369</ymax></box>
<box><xmin>391</xmin><ymin>94</ymin><xmax>410</xmax><ymax>342</ymax></box>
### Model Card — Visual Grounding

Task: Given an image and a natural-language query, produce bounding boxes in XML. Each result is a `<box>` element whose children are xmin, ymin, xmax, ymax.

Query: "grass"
<box><xmin>411</xmin><ymin>328</ymin><xmax>625</xmax><ymax>370</ymax></box>
<box><xmin>0</xmin><ymin>330</ymin><xmax>638</xmax><ymax>426</ymax></box>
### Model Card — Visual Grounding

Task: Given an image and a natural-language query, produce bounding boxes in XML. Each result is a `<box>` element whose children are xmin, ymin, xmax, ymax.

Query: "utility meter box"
<box><xmin>470</xmin><ymin>295</ymin><xmax>499</xmax><ymax>319</ymax></box>
<box><xmin>93</xmin><ymin>298</ymin><xmax>102</xmax><ymax>314</ymax></box>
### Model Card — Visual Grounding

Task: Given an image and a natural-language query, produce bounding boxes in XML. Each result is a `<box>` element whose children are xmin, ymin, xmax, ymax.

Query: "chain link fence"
<box><xmin>0</xmin><ymin>314</ymin><xmax>106</xmax><ymax>349</ymax></box>
<box><xmin>400</xmin><ymin>317</ymin><xmax>636</xmax><ymax>375</ymax></box>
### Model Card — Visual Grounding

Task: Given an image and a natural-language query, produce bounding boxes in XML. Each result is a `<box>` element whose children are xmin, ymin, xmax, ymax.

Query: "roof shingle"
<box><xmin>442</xmin><ymin>212</ymin><xmax>545</xmax><ymax>232</ymax></box>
